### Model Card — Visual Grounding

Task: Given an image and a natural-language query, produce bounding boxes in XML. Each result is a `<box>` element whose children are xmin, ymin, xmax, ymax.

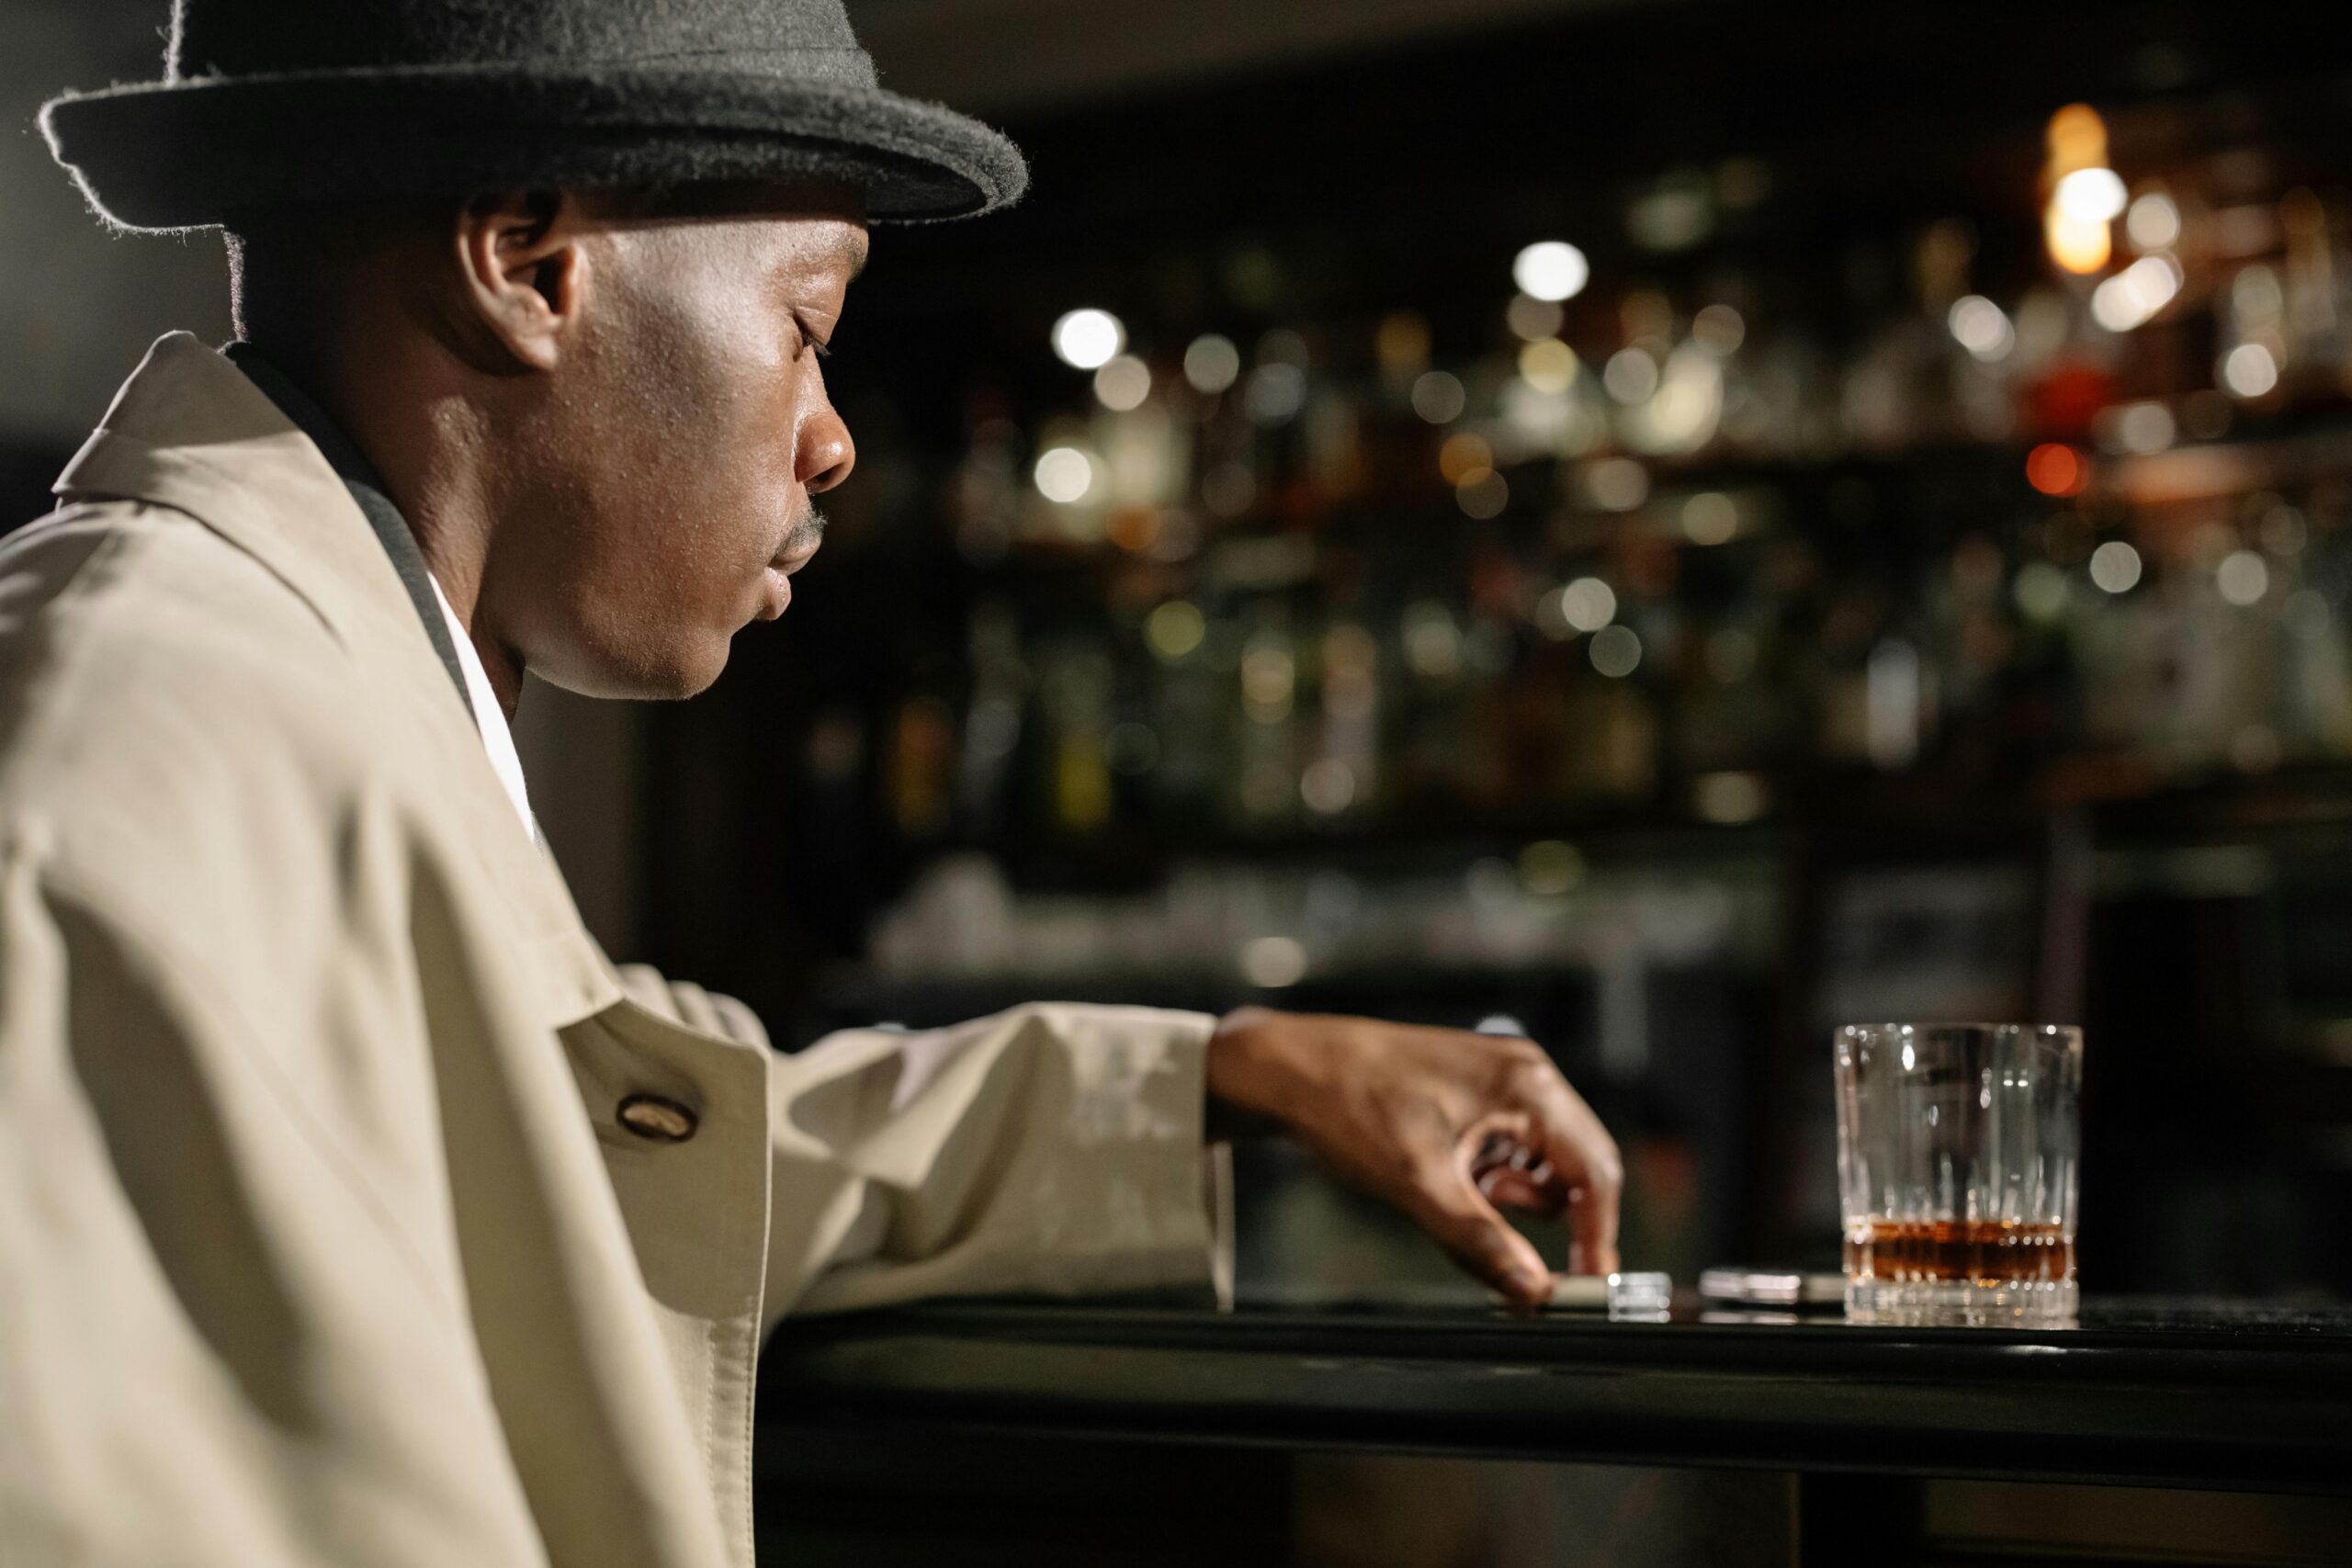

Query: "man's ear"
<box><xmin>452</xmin><ymin>188</ymin><xmax>585</xmax><ymax>372</ymax></box>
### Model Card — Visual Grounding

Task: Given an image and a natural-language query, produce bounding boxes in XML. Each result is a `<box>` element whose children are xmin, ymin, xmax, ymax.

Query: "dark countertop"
<box><xmin>760</xmin><ymin>1292</ymin><xmax>2352</xmax><ymax>1495</ymax></box>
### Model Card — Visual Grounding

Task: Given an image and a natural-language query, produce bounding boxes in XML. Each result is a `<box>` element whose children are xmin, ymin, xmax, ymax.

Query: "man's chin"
<box><xmin>528</xmin><ymin>633</ymin><xmax>731</xmax><ymax>703</ymax></box>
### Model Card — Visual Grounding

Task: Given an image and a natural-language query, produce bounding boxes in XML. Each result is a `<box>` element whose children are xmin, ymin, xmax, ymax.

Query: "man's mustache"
<box><xmin>778</xmin><ymin>506</ymin><xmax>827</xmax><ymax>559</ymax></box>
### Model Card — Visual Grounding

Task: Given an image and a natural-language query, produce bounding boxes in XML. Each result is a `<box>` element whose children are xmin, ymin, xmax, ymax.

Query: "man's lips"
<box><xmin>757</xmin><ymin>564</ymin><xmax>793</xmax><ymax>620</ymax></box>
<box><xmin>756</xmin><ymin>541</ymin><xmax>820</xmax><ymax>621</ymax></box>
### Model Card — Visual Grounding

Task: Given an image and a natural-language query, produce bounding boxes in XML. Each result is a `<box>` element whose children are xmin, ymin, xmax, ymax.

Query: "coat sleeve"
<box><xmin>0</xmin><ymin>830</ymin><xmax>552</xmax><ymax>1568</ymax></box>
<box><xmin>611</xmin><ymin>971</ymin><xmax>1233</xmax><ymax>1327</ymax></box>
<box><xmin>762</xmin><ymin>1002</ymin><xmax>1233</xmax><ymax>1324</ymax></box>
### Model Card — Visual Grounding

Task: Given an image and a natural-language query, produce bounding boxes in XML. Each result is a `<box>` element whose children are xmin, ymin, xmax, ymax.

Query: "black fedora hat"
<box><xmin>40</xmin><ymin>0</ymin><xmax>1027</xmax><ymax>232</ymax></box>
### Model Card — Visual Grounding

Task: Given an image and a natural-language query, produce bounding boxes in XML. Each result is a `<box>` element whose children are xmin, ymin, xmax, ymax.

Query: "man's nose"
<box><xmin>798</xmin><ymin>408</ymin><xmax>855</xmax><ymax>495</ymax></box>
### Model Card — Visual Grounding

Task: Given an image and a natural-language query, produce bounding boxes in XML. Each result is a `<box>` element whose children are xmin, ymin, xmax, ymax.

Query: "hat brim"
<box><xmin>40</xmin><ymin>63</ymin><xmax>1028</xmax><ymax>231</ymax></box>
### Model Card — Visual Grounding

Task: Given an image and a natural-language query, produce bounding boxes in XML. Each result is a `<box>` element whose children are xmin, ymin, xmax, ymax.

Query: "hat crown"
<box><xmin>169</xmin><ymin>0</ymin><xmax>876</xmax><ymax>87</ymax></box>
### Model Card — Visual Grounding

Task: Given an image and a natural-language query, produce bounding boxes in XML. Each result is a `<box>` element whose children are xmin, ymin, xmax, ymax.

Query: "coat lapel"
<box><xmin>52</xmin><ymin>332</ymin><xmax>622</xmax><ymax>1028</ymax></box>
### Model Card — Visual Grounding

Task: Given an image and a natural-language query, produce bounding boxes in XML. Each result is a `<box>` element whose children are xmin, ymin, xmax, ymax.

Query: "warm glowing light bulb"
<box><xmin>2044</xmin><ymin>104</ymin><xmax>2109</xmax><ymax>172</ymax></box>
<box><xmin>2045</xmin><ymin>205</ymin><xmax>2112</xmax><ymax>275</ymax></box>
<box><xmin>2054</xmin><ymin>167</ymin><xmax>2128</xmax><ymax>224</ymax></box>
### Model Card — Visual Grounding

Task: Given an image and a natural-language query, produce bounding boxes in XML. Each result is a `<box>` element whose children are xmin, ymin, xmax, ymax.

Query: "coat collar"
<box><xmin>221</xmin><ymin>341</ymin><xmax>476</xmax><ymax>707</ymax></box>
<box><xmin>52</xmin><ymin>331</ymin><xmax>622</xmax><ymax>1028</ymax></box>
<box><xmin>56</xmin><ymin>333</ymin><xmax>425</xmax><ymax>664</ymax></box>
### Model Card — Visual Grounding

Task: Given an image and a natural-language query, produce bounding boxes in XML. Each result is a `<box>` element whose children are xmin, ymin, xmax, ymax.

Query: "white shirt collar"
<box><xmin>428</xmin><ymin>574</ymin><xmax>536</xmax><ymax>840</ymax></box>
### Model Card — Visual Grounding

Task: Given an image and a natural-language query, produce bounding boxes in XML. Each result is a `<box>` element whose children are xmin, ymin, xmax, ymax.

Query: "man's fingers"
<box><xmin>1501</xmin><ymin>1055</ymin><xmax>1624</xmax><ymax>1277</ymax></box>
<box><xmin>1406</xmin><ymin>1156</ymin><xmax>1554</xmax><ymax>1304</ymax></box>
<box><xmin>1476</xmin><ymin>1165</ymin><xmax>1565</xmax><ymax>1215</ymax></box>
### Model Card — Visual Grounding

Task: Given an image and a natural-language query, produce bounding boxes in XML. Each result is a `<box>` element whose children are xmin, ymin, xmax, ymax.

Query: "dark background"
<box><xmin>12</xmin><ymin>0</ymin><xmax>2352</xmax><ymax>1300</ymax></box>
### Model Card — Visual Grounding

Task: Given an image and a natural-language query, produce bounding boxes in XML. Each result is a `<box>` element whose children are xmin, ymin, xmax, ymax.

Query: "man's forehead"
<box><xmin>593</xmin><ymin>178</ymin><xmax>867</xmax><ymax>259</ymax></box>
<box><xmin>772</xmin><ymin>218</ymin><xmax>867</xmax><ymax>284</ymax></box>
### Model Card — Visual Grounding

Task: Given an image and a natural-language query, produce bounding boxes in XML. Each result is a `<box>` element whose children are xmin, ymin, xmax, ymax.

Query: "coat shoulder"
<box><xmin>0</xmin><ymin>498</ymin><xmax>392</xmax><ymax>894</ymax></box>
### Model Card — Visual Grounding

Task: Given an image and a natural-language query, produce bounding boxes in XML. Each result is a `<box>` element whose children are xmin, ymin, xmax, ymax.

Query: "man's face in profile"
<box><xmin>491</xmin><ymin>182</ymin><xmax>867</xmax><ymax>702</ymax></box>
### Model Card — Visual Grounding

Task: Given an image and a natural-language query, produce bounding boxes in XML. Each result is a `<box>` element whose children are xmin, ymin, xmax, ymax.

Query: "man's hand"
<box><xmin>1206</xmin><ymin>1007</ymin><xmax>1623</xmax><ymax>1305</ymax></box>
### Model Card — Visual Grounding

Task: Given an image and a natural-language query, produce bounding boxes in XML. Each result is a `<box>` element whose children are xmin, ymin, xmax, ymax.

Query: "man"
<box><xmin>3</xmin><ymin>1</ymin><xmax>1622</xmax><ymax>1562</ymax></box>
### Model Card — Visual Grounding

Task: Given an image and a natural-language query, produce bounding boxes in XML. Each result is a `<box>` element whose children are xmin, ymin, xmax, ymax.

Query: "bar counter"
<box><xmin>762</xmin><ymin>1293</ymin><xmax>2352</xmax><ymax>1495</ymax></box>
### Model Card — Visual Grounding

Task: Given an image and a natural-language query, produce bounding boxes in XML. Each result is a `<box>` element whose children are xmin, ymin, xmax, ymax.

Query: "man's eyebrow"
<box><xmin>843</xmin><ymin>237</ymin><xmax>870</xmax><ymax>280</ymax></box>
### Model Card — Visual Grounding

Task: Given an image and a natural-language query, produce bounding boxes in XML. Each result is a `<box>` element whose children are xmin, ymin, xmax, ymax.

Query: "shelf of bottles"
<box><xmin>850</xmin><ymin>99</ymin><xmax>2352</xmax><ymax>990</ymax></box>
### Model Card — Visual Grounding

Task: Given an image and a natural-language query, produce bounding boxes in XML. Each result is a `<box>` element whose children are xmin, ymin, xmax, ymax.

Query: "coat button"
<box><xmin>616</xmin><ymin>1093</ymin><xmax>697</xmax><ymax>1143</ymax></box>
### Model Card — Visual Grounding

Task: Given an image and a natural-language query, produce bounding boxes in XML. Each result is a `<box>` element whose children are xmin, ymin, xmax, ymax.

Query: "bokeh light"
<box><xmin>2054</xmin><ymin>167</ymin><xmax>2129</xmax><ymax>224</ymax></box>
<box><xmin>2090</xmin><ymin>255</ymin><xmax>2183</xmax><ymax>332</ymax></box>
<box><xmin>1438</xmin><ymin>433</ymin><xmax>1494</xmax><ymax>484</ymax></box>
<box><xmin>1374</xmin><ymin>312</ymin><xmax>1431</xmax><ymax>375</ymax></box>
<box><xmin>1512</xmin><ymin>241</ymin><xmax>1591</xmax><ymax>303</ymax></box>
<box><xmin>1602</xmin><ymin>347</ymin><xmax>1660</xmax><ymax>403</ymax></box>
<box><xmin>1146</xmin><ymin>600</ymin><xmax>1206</xmax><ymax>660</ymax></box>
<box><xmin>1092</xmin><ymin>354</ymin><xmax>1150</xmax><ymax>410</ymax></box>
<box><xmin>1691</xmin><ymin>303</ymin><xmax>1747</xmax><ymax>355</ymax></box>
<box><xmin>1506</xmin><ymin>293</ymin><xmax>1566</xmax><ymax>342</ymax></box>
<box><xmin>1948</xmin><ymin>295</ymin><xmax>2016</xmax><ymax>361</ymax></box>
<box><xmin>2221</xmin><ymin>343</ymin><xmax>2279</xmax><ymax>399</ymax></box>
<box><xmin>2013</xmin><ymin>561</ymin><xmax>2071</xmax><ymax>621</ymax></box>
<box><xmin>1518</xmin><ymin>840</ymin><xmax>1586</xmax><ymax>896</ymax></box>
<box><xmin>1585</xmin><ymin>457</ymin><xmax>1650</xmax><ymax>511</ymax></box>
<box><xmin>1244</xmin><ymin>363</ymin><xmax>1307</xmax><ymax>424</ymax></box>
<box><xmin>2088</xmin><ymin>540</ymin><xmax>2143</xmax><ymax>593</ymax></box>
<box><xmin>1238</xmin><ymin>935</ymin><xmax>1308</xmax><ymax>987</ymax></box>
<box><xmin>1560</xmin><ymin>576</ymin><xmax>1618</xmax><ymax>632</ymax></box>
<box><xmin>2026</xmin><ymin>443</ymin><xmax>2086</xmax><ymax>497</ymax></box>
<box><xmin>2045</xmin><ymin>207</ymin><xmax>2112</xmax><ymax>275</ymax></box>
<box><xmin>1033</xmin><ymin>445</ymin><xmax>1097</xmax><ymax>503</ymax></box>
<box><xmin>1516</xmin><ymin>338</ymin><xmax>1578</xmax><ymax>393</ymax></box>
<box><xmin>2114</xmin><ymin>401</ymin><xmax>2176</xmax><ymax>454</ymax></box>
<box><xmin>1693</xmin><ymin>771</ymin><xmax>1768</xmax><ymax>825</ymax></box>
<box><xmin>1682</xmin><ymin>491</ymin><xmax>1739</xmax><ymax>546</ymax></box>
<box><xmin>1410</xmin><ymin>369</ymin><xmax>1467</xmax><ymax>423</ymax></box>
<box><xmin>1589</xmin><ymin>625</ymin><xmax>1643</xmax><ymax>677</ymax></box>
<box><xmin>1403</xmin><ymin>601</ymin><xmax>1464</xmax><ymax>678</ymax></box>
<box><xmin>1182</xmin><ymin>333</ymin><xmax>1240</xmax><ymax>393</ymax></box>
<box><xmin>1300</xmin><ymin>758</ymin><xmax>1356</xmax><ymax>815</ymax></box>
<box><xmin>2217</xmin><ymin>550</ymin><xmax>2269</xmax><ymax>605</ymax></box>
<box><xmin>2125</xmin><ymin>191</ymin><xmax>2182</xmax><ymax>252</ymax></box>
<box><xmin>1051</xmin><ymin>308</ymin><xmax>1125</xmax><ymax>370</ymax></box>
<box><xmin>1455</xmin><ymin>469</ymin><xmax>1510</xmax><ymax>519</ymax></box>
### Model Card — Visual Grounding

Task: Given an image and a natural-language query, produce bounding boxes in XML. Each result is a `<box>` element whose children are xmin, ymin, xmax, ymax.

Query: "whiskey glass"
<box><xmin>1834</xmin><ymin>1022</ymin><xmax>2082</xmax><ymax>1325</ymax></box>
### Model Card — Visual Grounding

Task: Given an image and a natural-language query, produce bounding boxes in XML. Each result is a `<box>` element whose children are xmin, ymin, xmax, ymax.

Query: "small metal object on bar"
<box><xmin>1545</xmin><ymin>1271</ymin><xmax>1673</xmax><ymax>1318</ymax></box>
<box><xmin>1697</xmin><ymin>1267</ymin><xmax>1845</xmax><ymax>1308</ymax></box>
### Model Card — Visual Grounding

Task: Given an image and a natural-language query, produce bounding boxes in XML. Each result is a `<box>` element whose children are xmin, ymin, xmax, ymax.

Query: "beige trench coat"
<box><xmin>0</xmin><ymin>334</ymin><xmax>1227</xmax><ymax>1568</ymax></box>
